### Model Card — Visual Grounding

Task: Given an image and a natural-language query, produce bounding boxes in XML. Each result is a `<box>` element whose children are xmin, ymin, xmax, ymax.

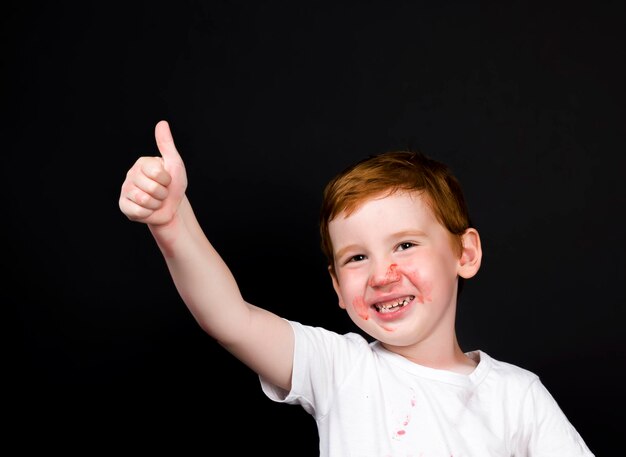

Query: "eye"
<box><xmin>397</xmin><ymin>242</ymin><xmax>415</xmax><ymax>251</ymax></box>
<box><xmin>347</xmin><ymin>254</ymin><xmax>367</xmax><ymax>263</ymax></box>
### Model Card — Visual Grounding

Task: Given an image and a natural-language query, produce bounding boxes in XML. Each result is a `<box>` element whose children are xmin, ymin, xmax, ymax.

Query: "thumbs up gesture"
<box><xmin>119</xmin><ymin>121</ymin><xmax>188</xmax><ymax>226</ymax></box>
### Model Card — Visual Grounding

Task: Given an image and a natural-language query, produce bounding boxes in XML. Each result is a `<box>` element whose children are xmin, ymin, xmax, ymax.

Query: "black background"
<box><xmin>4</xmin><ymin>1</ymin><xmax>624</xmax><ymax>454</ymax></box>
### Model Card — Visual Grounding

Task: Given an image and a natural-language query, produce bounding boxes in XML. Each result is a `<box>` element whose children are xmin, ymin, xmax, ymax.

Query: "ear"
<box><xmin>329</xmin><ymin>266</ymin><xmax>347</xmax><ymax>309</ymax></box>
<box><xmin>458</xmin><ymin>228</ymin><xmax>482</xmax><ymax>279</ymax></box>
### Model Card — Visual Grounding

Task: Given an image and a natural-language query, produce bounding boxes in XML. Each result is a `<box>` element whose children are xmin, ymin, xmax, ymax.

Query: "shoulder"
<box><xmin>288</xmin><ymin>320</ymin><xmax>373</xmax><ymax>353</ymax></box>
<box><xmin>475</xmin><ymin>350</ymin><xmax>540</xmax><ymax>388</ymax></box>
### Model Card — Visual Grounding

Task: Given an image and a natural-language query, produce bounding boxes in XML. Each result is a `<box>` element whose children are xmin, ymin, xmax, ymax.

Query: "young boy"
<box><xmin>119</xmin><ymin>120</ymin><xmax>594</xmax><ymax>456</ymax></box>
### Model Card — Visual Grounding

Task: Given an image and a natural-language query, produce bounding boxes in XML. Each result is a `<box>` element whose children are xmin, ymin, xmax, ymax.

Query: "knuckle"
<box><xmin>136</xmin><ymin>191</ymin><xmax>151</xmax><ymax>206</ymax></box>
<box><xmin>145</xmin><ymin>180</ymin><xmax>161</xmax><ymax>196</ymax></box>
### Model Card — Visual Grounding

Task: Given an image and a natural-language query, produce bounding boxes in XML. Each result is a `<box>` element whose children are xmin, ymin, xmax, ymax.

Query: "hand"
<box><xmin>119</xmin><ymin>120</ymin><xmax>188</xmax><ymax>226</ymax></box>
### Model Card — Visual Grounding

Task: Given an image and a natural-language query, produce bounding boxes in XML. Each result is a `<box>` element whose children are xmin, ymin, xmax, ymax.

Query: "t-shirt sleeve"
<box><xmin>523</xmin><ymin>378</ymin><xmax>595</xmax><ymax>456</ymax></box>
<box><xmin>259</xmin><ymin>320</ymin><xmax>370</xmax><ymax>419</ymax></box>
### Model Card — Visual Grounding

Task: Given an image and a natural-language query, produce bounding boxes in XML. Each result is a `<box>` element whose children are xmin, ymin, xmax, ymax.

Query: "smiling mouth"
<box><xmin>373</xmin><ymin>296</ymin><xmax>415</xmax><ymax>313</ymax></box>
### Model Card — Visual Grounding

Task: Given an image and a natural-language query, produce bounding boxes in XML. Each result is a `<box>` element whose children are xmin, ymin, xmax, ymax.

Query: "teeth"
<box><xmin>374</xmin><ymin>296</ymin><xmax>414</xmax><ymax>313</ymax></box>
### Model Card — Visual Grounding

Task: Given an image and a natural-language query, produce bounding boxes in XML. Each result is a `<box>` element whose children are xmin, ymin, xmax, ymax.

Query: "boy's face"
<box><xmin>328</xmin><ymin>191</ymin><xmax>481</xmax><ymax>351</ymax></box>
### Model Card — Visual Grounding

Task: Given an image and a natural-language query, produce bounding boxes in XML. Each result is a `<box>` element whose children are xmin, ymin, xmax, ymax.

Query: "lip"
<box><xmin>370</xmin><ymin>294</ymin><xmax>415</xmax><ymax>321</ymax></box>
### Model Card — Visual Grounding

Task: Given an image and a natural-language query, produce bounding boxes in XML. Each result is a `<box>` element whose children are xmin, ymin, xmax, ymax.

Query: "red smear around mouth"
<box><xmin>353</xmin><ymin>295</ymin><xmax>369</xmax><ymax>320</ymax></box>
<box><xmin>354</xmin><ymin>266</ymin><xmax>432</xmax><ymax>324</ymax></box>
<box><xmin>405</xmin><ymin>269</ymin><xmax>432</xmax><ymax>303</ymax></box>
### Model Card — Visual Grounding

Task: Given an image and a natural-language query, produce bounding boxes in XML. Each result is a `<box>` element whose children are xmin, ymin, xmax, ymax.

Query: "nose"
<box><xmin>368</xmin><ymin>263</ymin><xmax>401</xmax><ymax>288</ymax></box>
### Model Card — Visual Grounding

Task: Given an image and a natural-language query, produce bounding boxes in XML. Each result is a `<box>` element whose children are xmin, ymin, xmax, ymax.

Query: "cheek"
<box><xmin>404</xmin><ymin>268</ymin><xmax>433</xmax><ymax>304</ymax></box>
<box><xmin>337</xmin><ymin>270</ymin><xmax>370</xmax><ymax>320</ymax></box>
<box><xmin>352</xmin><ymin>296</ymin><xmax>370</xmax><ymax>320</ymax></box>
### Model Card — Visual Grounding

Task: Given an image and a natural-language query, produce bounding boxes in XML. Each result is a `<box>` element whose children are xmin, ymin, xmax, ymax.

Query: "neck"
<box><xmin>383</xmin><ymin>335</ymin><xmax>477</xmax><ymax>375</ymax></box>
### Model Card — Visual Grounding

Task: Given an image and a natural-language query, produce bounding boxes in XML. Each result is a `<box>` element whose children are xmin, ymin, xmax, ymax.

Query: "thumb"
<box><xmin>154</xmin><ymin>120</ymin><xmax>183</xmax><ymax>167</ymax></box>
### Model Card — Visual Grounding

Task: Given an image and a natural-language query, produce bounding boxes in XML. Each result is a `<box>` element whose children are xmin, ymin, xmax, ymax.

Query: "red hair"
<box><xmin>320</xmin><ymin>150</ymin><xmax>471</xmax><ymax>274</ymax></box>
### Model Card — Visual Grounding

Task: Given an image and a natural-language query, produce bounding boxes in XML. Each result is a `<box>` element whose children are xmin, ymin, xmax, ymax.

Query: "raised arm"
<box><xmin>119</xmin><ymin>121</ymin><xmax>294</xmax><ymax>389</ymax></box>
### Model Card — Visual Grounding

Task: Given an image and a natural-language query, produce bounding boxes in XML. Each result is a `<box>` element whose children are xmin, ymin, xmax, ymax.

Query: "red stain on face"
<box><xmin>367</xmin><ymin>263</ymin><xmax>401</xmax><ymax>288</ymax></box>
<box><xmin>352</xmin><ymin>295</ymin><xmax>369</xmax><ymax>320</ymax></box>
<box><xmin>386</xmin><ymin>263</ymin><xmax>400</xmax><ymax>282</ymax></box>
<box><xmin>405</xmin><ymin>269</ymin><xmax>433</xmax><ymax>303</ymax></box>
<box><xmin>352</xmin><ymin>266</ymin><xmax>433</xmax><ymax>323</ymax></box>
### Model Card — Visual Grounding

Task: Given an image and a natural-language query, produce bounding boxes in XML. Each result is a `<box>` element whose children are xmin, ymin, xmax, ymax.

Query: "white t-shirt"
<box><xmin>261</xmin><ymin>321</ymin><xmax>594</xmax><ymax>457</ymax></box>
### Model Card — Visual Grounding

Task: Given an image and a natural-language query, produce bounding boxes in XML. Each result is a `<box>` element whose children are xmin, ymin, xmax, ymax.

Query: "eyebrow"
<box><xmin>392</xmin><ymin>229</ymin><xmax>428</xmax><ymax>240</ymax></box>
<box><xmin>334</xmin><ymin>244</ymin><xmax>362</xmax><ymax>261</ymax></box>
<box><xmin>333</xmin><ymin>230</ymin><xmax>428</xmax><ymax>260</ymax></box>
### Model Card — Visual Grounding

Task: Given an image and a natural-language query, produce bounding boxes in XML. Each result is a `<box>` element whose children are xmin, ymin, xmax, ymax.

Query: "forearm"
<box><xmin>120</xmin><ymin>122</ymin><xmax>294</xmax><ymax>388</ymax></box>
<box><xmin>148</xmin><ymin>195</ymin><xmax>248</xmax><ymax>343</ymax></box>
